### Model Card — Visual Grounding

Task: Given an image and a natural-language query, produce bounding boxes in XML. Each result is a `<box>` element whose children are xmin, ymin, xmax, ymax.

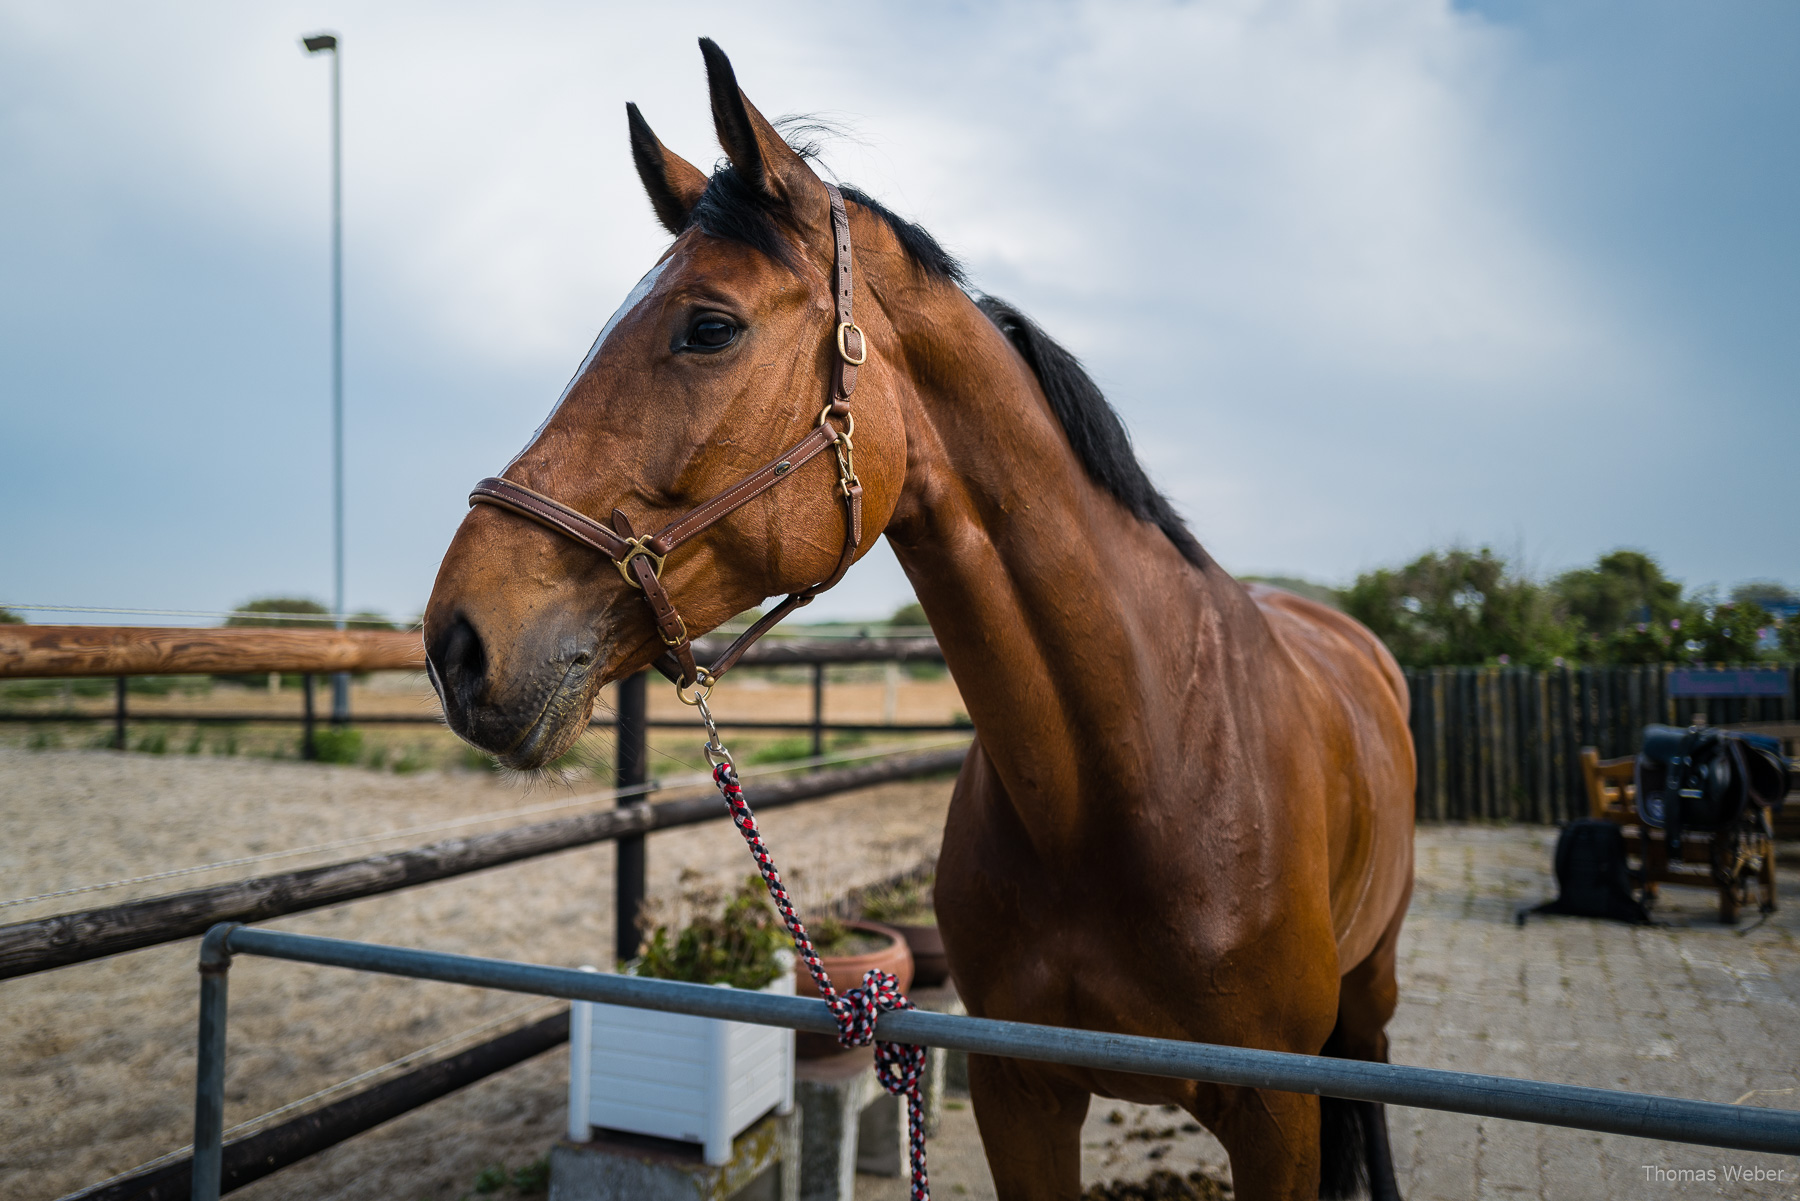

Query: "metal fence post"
<box><xmin>193</xmin><ymin>924</ymin><xmax>239</xmax><ymax>1201</ymax></box>
<box><xmin>302</xmin><ymin>674</ymin><xmax>317</xmax><ymax>760</ymax></box>
<box><xmin>114</xmin><ymin>676</ymin><xmax>127</xmax><ymax>750</ymax></box>
<box><xmin>811</xmin><ymin>662</ymin><xmax>825</xmax><ymax>757</ymax></box>
<box><xmin>614</xmin><ymin>672</ymin><xmax>648</xmax><ymax>964</ymax></box>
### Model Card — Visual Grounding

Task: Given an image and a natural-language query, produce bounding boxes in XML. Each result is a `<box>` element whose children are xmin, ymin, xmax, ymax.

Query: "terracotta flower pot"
<box><xmin>891</xmin><ymin>922</ymin><xmax>949</xmax><ymax>988</ymax></box>
<box><xmin>794</xmin><ymin>920</ymin><xmax>914</xmax><ymax>1059</ymax></box>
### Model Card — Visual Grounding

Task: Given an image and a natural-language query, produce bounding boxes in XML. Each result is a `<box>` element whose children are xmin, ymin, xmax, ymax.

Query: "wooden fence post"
<box><xmin>811</xmin><ymin>663</ymin><xmax>826</xmax><ymax>758</ymax></box>
<box><xmin>614</xmin><ymin>672</ymin><xmax>649</xmax><ymax>965</ymax></box>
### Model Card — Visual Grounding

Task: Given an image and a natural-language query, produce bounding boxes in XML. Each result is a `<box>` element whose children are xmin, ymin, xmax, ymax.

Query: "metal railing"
<box><xmin>188</xmin><ymin>924</ymin><xmax>1800</xmax><ymax>1200</ymax></box>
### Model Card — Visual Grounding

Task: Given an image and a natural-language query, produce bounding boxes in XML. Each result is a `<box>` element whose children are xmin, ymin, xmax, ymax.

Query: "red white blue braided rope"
<box><xmin>713</xmin><ymin>761</ymin><xmax>931</xmax><ymax>1200</ymax></box>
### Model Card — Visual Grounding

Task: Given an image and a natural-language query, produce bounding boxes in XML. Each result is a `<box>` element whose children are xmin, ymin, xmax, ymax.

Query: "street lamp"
<box><xmin>302</xmin><ymin>31</ymin><xmax>348</xmax><ymax>723</ymax></box>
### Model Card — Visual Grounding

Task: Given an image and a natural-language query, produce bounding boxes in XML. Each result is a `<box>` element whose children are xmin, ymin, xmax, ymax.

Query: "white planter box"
<box><xmin>568</xmin><ymin>961</ymin><xmax>796</xmax><ymax>1165</ymax></box>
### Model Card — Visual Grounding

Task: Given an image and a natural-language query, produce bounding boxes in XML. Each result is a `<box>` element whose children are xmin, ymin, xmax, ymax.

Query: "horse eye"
<box><xmin>685</xmin><ymin>318</ymin><xmax>739</xmax><ymax>351</ymax></box>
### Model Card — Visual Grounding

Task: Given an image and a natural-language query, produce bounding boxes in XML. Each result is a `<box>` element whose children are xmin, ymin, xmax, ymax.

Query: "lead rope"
<box><xmin>697</xmin><ymin>697</ymin><xmax>930</xmax><ymax>1201</ymax></box>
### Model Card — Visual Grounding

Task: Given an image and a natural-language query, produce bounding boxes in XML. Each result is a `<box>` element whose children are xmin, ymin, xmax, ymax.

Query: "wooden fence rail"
<box><xmin>1403</xmin><ymin>664</ymin><xmax>1798</xmax><ymax>823</ymax></box>
<box><xmin>0</xmin><ymin>626</ymin><xmax>944</xmax><ymax>679</ymax></box>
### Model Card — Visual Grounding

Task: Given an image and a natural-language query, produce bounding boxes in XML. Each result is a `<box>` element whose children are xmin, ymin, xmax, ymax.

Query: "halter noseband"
<box><xmin>467</xmin><ymin>183</ymin><xmax>867</xmax><ymax>698</ymax></box>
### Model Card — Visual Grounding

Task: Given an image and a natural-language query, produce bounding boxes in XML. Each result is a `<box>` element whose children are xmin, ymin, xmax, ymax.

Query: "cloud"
<box><xmin>1</xmin><ymin>0</ymin><xmax>1793</xmax><ymax>621</ymax></box>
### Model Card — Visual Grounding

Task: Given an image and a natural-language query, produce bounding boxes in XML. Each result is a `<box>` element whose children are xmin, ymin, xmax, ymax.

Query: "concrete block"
<box><xmin>549</xmin><ymin>1109</ymin><xmax>798</xmax><ymax>1201</ymax></box>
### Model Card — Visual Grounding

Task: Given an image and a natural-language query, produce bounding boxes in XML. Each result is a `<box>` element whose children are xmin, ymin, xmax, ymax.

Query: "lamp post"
<box><xmin>302</xmin><ymin>32</ymin><xmax>349</xmax><ymax>723</ymax></box>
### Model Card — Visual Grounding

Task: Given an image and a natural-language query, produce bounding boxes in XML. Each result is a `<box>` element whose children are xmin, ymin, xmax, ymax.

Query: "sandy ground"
<box><xmin>0</xmin><ymin>743</ymin><xmax>958</xmax><ymax>1201</ymax></box>
<box><xmin>5</xmin><ymin>736</ymin><xmax>1798</xmax><ymax>1201</ymax></box>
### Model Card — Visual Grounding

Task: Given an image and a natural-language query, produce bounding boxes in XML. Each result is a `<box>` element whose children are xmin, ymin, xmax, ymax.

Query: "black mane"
<box><xmin>686</xmin><ymin>163</ymin><xmax>1201</xmax><ymax>570</ymax></box>
<box><xmin>977</xmin><ymin>297</ymin><xmax>1209</xmax><ymax>571</ymax></box>
<box><xmin>687</xmin><ymin>168</ymin><xmax>965</xmax><ymax>284</ymax></box>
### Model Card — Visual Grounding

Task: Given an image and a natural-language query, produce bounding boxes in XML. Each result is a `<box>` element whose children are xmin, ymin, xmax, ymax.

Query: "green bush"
<box><xmin>510</xmin><ymin>1155</ymin><xmax>550</xmax><ymax>1195</ymax></box>
<box><xmin>635</xmin><ymin>878</ymin><xmax>789</xmax><ymax>989</ymax></box>
<box><xmin>1680</xmin><ymin>603</ymin><xmax>1771</xmax><ymax>664</ymax></box>
<box><xmin>860</xmin><ymin>874</ymin><xmax>935</xmax><ymax>925</ymax></box>
<box><xmin>1341</xmin><ymin>547</ymin><xmax>1573</xmax><ymax>668</ymax></box>
<box><xmin>309</xmin><ymin>727</ymin><xmax>363</xmax><ymax>764</ymax></box>
<box><xmin>135</xmin><ymin>730</ymin><xmax>169</xmax><ymax>755</ymax></box>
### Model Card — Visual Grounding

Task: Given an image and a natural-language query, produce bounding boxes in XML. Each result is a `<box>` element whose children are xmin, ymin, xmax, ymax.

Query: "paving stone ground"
<box><xmin>860</xmin><ymin>824</ymin><xmax>1800</xmax><ymax>1201</ymax></box>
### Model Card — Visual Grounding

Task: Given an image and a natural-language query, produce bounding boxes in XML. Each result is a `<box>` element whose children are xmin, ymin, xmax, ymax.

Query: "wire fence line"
<box><xmin>0</xmin><ymin>737</ymin><xmax>973</xmax><ymax>913</ymax></box>
<box><xmin>1</xmin><ymin>604</ymin><xmax>935</xmax><ymax>641</ymax></box>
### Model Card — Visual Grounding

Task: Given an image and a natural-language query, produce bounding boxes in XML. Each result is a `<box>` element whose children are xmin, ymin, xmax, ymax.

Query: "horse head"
<box><xmin>423</xmin><ymin>40</ymin><xmax>910</xmax><ymax>768</ymax></box>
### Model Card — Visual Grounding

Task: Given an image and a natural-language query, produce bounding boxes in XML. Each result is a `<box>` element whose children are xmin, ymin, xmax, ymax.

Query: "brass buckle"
<box><xmin>659</xmin><ymin>612</ymin><xmax>689</xmax><ymax>648</ymax></box>
<box><xmin>612</xmin><ymin>537</ymin><xmax>666</xmax><ymax>589</ymax></box>
<box><xmin>836</xmin><ymin>321</ymin><xmax>868</xmax><ymax>366</ymax></box>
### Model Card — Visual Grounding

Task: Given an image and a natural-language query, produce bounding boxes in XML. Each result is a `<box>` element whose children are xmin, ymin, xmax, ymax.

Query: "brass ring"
<box><xmin>675</xmin><ymin>671</ymin><xmax>715</xmax><ymax>706</ymax></box>
<box><xmin>815</xmin><ymin>404</ymin><xmax>855</xmax><ymax>442</ymax></box>
<box><xmin>612</xmin><ymin>537</ymin><xmax>666</xmax><ymax>589</ymax></box>
<box><xmin>836</xmin><ymin>321</ymin><xmax>868</xmax><ymax>366</ymax></box>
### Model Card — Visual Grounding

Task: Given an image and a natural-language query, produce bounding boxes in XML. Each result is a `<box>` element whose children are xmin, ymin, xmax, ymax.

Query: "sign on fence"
<box><xmin>1666</xmin><ymin>668</ymin><xmax>1790</xmax><ymax>698</ymax></box>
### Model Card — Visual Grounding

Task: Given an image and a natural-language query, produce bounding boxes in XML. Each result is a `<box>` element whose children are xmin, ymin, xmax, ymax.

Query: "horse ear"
<box><xmin>627</xmin><ymin>102</ymin><xmax>707</xmax><ymax>236</ymax></box>
<box><xmin>697</xmin><ymin>38</ymin><xmax>829</xmax><ymax>229</ymax></box>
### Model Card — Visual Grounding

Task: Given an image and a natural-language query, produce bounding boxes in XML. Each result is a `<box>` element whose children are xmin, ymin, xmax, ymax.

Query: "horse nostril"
<box><xmin>429</xmin><ymin>613</ymin><xmax>488</xmax><ymax>703</ymax></box>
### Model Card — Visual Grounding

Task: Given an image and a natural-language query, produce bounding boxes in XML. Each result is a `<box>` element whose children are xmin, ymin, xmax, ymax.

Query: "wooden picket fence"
<box><xmin>1402</xmin><ymin>664</ymin><xmax>1799</xmax><ymax>823</ymax></box>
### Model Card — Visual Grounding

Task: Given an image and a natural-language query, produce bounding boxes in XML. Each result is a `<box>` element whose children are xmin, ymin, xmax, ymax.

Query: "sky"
<box><xmin>1</xmin><ymin>0</ymin><xmax>1795</xmax><ymax>625</ymax></box>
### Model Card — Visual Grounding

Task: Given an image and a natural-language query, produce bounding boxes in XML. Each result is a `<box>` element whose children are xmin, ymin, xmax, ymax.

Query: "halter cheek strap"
<box><xmin>468</xmin><ymin>183</ymin><xmax>866</xmax><ymax>693</ymax></box>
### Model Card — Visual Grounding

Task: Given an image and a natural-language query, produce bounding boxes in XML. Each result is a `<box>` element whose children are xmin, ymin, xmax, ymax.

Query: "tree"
<box><xmin>1729</xmin><ymin>580</ymin><xmax>1797</xmax><ymax>611</ymax></box>
<box><xmin>0</xmin><ymin>606</ymin><xmax>22</xmax><ymax>625</ymax></box>
<box><xmin>889</xmin><ymin>601</ymin><xmax>928</xmax><ymax>629</ymax></box>
<box><xmin>1680</xmin><ymin>602</ymin><xmax>1772</xmax><ymax>664</ymax></box>
<box><xmin>225</xmin><ymin>598</ymin><xmax>333</xmax><ymax>628</ymax></box>
<box><xmin>1552</xmin><ymin>550</ymin><xmax>1684</xmax><ymax>637</ymax></box>
<box><xmin>1341</xmin><ymin>548</ymin><xmax>1572</xmax><ymax>668</ymax></box>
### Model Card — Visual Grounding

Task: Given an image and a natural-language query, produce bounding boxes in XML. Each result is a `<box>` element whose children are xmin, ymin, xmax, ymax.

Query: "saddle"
<box><xmin>1635</xmin><ymin>724</ymin><xmax>1790</xmax><ymax>856</ymax></box>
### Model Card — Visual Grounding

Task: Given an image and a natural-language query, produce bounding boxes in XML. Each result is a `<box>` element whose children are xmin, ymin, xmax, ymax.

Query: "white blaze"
<box><xmin>505</xmin><ymin>260</ymin><xmax>669</xmax><ymax>469</ymax></box>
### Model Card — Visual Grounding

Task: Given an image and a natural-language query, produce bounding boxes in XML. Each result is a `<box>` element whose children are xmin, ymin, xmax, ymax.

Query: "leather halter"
<box><xmin>468</xmin><ymin>184</ymin><xmax>867</xmax><ymax>694</ymax></box>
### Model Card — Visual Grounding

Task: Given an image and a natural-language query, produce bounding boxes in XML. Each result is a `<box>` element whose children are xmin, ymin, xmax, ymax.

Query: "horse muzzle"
<box><xmin>425</xmin><ymin>608</ymin><xmax>602</xmax><ymax>769</ymax></box>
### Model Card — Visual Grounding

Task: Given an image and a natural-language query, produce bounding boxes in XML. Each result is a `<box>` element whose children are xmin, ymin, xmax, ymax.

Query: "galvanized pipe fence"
<box><xmin>187</xmin><ymin>924</ymin><xmax>1800</xmax><ymax>1201</ymax></box>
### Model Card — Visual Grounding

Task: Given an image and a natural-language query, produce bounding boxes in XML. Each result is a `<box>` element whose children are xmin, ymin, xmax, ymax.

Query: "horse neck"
<box><xmin>880</xmin><ymin>291</ymin><xmax>1261</xmax><ymax>848</ymax></box>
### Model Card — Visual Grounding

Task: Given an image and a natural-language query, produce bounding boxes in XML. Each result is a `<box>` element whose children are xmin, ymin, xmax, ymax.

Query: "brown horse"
<box><xmin>423</xmin><ymin>40</ymin><xmax>1414</xmax><ymax>1201</ymax></box>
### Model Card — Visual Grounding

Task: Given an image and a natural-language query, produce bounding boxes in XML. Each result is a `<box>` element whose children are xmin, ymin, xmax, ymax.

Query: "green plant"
<box><xmin>1342</xmin><ymin>547</ymin><xmax>1574</xmax><ymax>668</ymax></box>
<box><xmin>860</xmin><ymin>874</ymin><xmax>935</xmax><ymax>925</ymax></box>
<box><xmin>1782</xmin><ymin>618</ymin><xmax>1800</xmax><ymax>661</ymax></box>
<box><xmin>0</xmin><ymin>606</ymin><xmax>22</xmax><ymax>624</ymax></box>
<box><xmin>393</xmin><ymin>746</ymin><xmax>429</xmax><ymax>774</ymax></box>
<box><xmin>461</xmin><ymin>744</ymin><xmax>499</xmax><ymax>772</ymax></box>
<box><xmin>363</xmin><ymin>743</ymin><xmax>389</xmax><ymax>770</ymax></box>
<box><xmin>26</xmin><ymin>728</ymin><xmax>61</xmax><ymax>750</ymax></box>
<box><xmin>224</xmin><ymin>598</ymin><xmax>333</xmax><ymax>628</ymax></box>
<box><xmin>185</xmin><ymin>730</ymin><xmax>204</xmax><ymax>754</ymax></box>
<box><xmin>135</xmin><ymin>730</ymin><xmax>169</xmax><ymax>754</ymax></box>
<box><xmin>214</xmin><ymin>731</ymin><xmax>239</xmax><ymax>756</ymax></box>
<box><xmin>310</xmin><ymin>727</ymin><xmax>363</xmax><ymax>764</ymax></box>
<box><xmin>635</xmin><ymin>878</ymin><xmax>789</xmax><ymax>990</ymax></box>
<box><xmin>1552</xmin><ymin>551</ymin><xmax>1685</xmax><ymax>638</ymax></box>
<box><xmin>1680</xmin><ymin>602</ymin><xmax>1771</xmax><ymax>664</ymax></box>
<box><xmin>471</xmin><ymin>1163</ymin><xmax>509</xmax><ymax>1194</ymax></box>
<box><xmin>510</xmin><ymin>1155</ymin><xmax>551</xmax><ymax>1195</ymax></box>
